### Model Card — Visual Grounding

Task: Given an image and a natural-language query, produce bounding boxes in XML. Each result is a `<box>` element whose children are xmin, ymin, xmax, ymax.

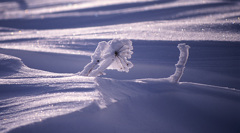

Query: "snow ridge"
<box><xmin>0</xmin><ymin>54</ymin><xmax>25</xmax><ymax>74</ymax></box>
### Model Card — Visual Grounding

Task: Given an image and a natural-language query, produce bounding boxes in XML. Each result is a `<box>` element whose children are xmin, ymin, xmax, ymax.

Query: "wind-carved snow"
<box><xmin>0</xmin><ymin>53</ymin><xmax>24</xmax><ymax>73</ymax></box>
<box><xmin>0</xmin><ymin>53</ymin><xmax>70</xmax><ymax>78</ymax></box>
<box><xmin>79</xmin><ymin>39</ymin><xmax>133</xmax><ymax>77</ymax></box>
<box><xmin>0</xmin><ymin>91</ymin><xmax>99</xmax><ymax>132</ymax></box>
<box><xmin>0</xmin><ymin>0</ymin><xmax>240</xmax><ymax>132</ymax></box>
<box><xmin>0</xmin><ymin>54</ymin><xmax>102</xmax><ymax>133</ymax></box>
<box><xmin>0</xmin><ymin>44</ymin><xmax>239</xmax><ymax>133</ymax></box>
<box><xmin>0</xmin><ymin>51</ymin><xmax>137</xmax><ymax>133</ymax></box>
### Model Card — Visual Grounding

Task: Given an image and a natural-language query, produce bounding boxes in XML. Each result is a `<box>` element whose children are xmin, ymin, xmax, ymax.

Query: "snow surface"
<box><xmin>0</xmin><ymin>0</ymin><xmax>240</xmax><ymax>133</ymax></box>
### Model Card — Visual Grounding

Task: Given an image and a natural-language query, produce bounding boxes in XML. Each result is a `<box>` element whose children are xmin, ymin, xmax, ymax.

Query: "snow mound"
<box><xmin>1</xmin><ymin>66</ymin><xmax>239</xmax><ymax>133</ymax></box>
<box><xmin>0</xmin><ymin>54</ymin><xmax>25</xmax><ymax>74</ymax></box>
<box><xmin>8</xmin><ymin>77</ymin><xmax>239</xmax><ymax>133</ymax></box>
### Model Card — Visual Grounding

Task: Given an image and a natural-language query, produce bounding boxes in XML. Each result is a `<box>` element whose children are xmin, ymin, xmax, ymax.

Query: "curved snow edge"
<box><xmin>0</xmin><ymin>53</ymin><xmax>25</xmax><ymax>74</ymax></box>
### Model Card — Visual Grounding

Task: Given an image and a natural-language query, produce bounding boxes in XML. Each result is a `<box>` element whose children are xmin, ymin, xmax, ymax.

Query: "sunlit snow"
<box><xmin>0</xmin><ymin>0</ymin><xmax>240</xmax><ymax>133</ymax></box>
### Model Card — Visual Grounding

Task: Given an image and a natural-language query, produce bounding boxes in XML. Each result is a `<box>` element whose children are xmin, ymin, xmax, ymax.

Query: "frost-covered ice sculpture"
<box><xmin>169</xmin><ymin>43</ymin><xmax>190</xmax><ymax>83</ymax></box>
<box><xmin>79</xmin><ymin>40</ymin><xmax>189</xmax><ymax>81</ymax></box>
<box><xmin>79</xmin><ymin>39</ymin><xmax>133</xmax><ymax>77</ymax></box>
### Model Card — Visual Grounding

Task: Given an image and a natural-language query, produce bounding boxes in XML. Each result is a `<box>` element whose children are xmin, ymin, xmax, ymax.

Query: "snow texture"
<box><xmin>0</xmin><ymin>0</ymin><xmax>240</xmax><ymax>133</ymax></box>
<box><xmin>0</xmin><ymin>54</ymin><xmax>24</xmax><ymax>73</ymax></box>
<box><xmin>79</xmin><ymin>39</ymin><xmax>133</xmax><ymax>77</ymax></box>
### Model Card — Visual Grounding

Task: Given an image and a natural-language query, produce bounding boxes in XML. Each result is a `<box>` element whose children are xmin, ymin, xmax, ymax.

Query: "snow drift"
<box><xmin>1</xmin><ymin>0</ymin><xmax>240</xmax><ymax>133</ymax></box>
<box><xmin>1</xmin><ymin>43</ymin><xmax>239</xmax><ymax>133</ymax></box>
<box><xmin>2</xmin><ymin>70</ymin><xmax>240</xmax><ymax>133</ymax></box>
<box><xmin>0</xmin><ymin>54</ymin><xmax>24</xmax><ymax>74</ymax></box>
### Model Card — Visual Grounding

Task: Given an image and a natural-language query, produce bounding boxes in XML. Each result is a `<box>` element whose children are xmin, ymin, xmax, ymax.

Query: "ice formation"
<box><xmin>79</xmin><ymin>39</ymin><xmax>133</xmax><ymax>77</ymax></box>
<box><xmin>169</xmin><ymin>43</ymin><xmax>190</xmax><ymax>83</ymax></box>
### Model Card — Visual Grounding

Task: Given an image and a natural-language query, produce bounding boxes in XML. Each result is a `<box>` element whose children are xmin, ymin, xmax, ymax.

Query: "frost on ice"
<box><xmin>169</xmin><ymin>43</ymin><xmax>190</xmax><ymax>83</ymax></box>
<box><xmin>79</xmin><ymin>39</ymin><xmax>133</xmax><ymax>77</ymax></box>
